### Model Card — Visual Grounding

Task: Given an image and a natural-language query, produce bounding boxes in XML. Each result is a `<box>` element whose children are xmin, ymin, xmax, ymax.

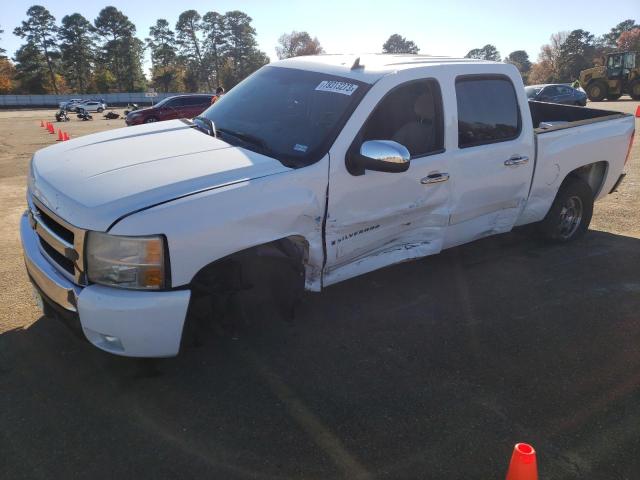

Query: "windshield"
<box><xmin>200</xmin><ymin>66</ymin><xmax>370</xmax><ymax>167</ymax></box>
<box><xmin>525</xmin><ymin>86</ymin><xmax>542</xmax><ymax>99</ymax></box>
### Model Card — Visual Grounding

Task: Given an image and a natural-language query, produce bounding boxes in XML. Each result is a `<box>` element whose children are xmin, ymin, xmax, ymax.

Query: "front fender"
<box><xmin>109</xmin><ymin>159</ymin><xmax>328</xmax><ymax>291</ymax></box>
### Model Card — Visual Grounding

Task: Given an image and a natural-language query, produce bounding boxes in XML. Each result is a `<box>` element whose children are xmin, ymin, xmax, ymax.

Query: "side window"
<box><xmin>541</xmin><ymin>86</ymin><xmax>555</xmax><ymax>97</ymax></box>
<box><xmin>184</xmin><ymin>97</ymin><xmax>205</xmax><ymax>106</ymax></box>
<box><xmin>168</xmin><ymin>98</ymin><xmax>184</xmax><ymax>107</ymax></box>
<box><xmin>455</xmin><ymin>76</ymin><xmax>521</xmax><ymax>148</ymax></box>
<box><xmin>360</xmin><ymin>79</ymin><xmax>444</xmax><ymax>158</ymax></box>
<box><xmin>623</xmin><ymin>53</ymin><xmax>635</xmax><ymax>69</ymax></box>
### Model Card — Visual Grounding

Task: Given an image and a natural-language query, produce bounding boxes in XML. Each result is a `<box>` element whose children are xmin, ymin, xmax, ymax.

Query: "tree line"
<box><xmin>379</xmin><ymin>20</ymin><xmax>639</xmax><ymax>85</ymax></box>
<box><xmin>466</xmin><ymin>20</ymin><xmax>638</xmax><ymax>85</ymax></box>
<box><xmin>0</xmin><ymin>7</ymin><xmax>638</xmax><ymax>95</ymax></box>
<box><xmin>0</xmin><ymin>5</ymin><xmax>269</xmax><ymax>94</ymax></box>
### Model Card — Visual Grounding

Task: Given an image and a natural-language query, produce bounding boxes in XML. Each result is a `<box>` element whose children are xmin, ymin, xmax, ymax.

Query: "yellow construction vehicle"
<box><xmin>579</xmin><ymin>51</ymin><xmax>640</xmax><ymax>101</ymax></box>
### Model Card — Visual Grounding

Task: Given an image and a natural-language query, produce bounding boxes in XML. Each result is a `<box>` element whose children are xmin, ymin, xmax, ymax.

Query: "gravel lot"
<box><xmin>0</xmin><ymin>100</ymin><xmax>639</xmax><ymax>479</ymax></box>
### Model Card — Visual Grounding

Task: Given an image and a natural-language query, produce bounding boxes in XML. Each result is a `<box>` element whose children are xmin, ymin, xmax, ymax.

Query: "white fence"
<box><xmin>0</xmin><ymin>92</ymin><xmax>210</xmax><ymax>108</ymax></box>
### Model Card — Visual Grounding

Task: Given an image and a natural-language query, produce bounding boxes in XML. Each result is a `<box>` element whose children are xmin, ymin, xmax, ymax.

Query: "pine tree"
<box><xmin>59</xmin><ymin>13</ymin><xmax>96</xmax><ymax>93</ymax></box>
<box><xmin>13</xmin><ymin>6</ymin><xmax>60</xmax><ymax>93</ymax></box>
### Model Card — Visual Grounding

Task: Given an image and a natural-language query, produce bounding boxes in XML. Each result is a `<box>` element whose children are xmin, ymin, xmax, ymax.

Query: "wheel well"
<box><xmin>182</xmin><ymin>236</ymin><xmax>309</xmax><ymax>345</ymax></box>
<box><xmin>565</xmin><ymin>161</ymin><xmax>608</xmax><ymax>198</ymax></box>
<box><xmin>190</xmin><ymin>235</ymin><xmax>309</xmax><ymax>294</ymax></box>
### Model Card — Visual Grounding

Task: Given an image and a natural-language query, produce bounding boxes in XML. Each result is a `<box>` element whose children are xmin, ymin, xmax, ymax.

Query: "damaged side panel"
<box><xmin>110</xmin><ymin>158</ymin><xmax>329</xmax><ymax>291</ymax></box>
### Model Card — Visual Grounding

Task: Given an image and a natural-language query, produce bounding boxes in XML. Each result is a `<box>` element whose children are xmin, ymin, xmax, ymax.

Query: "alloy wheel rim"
<box><xmin>557</xmin><ymin>195</ymin><xmax>583</xmax><ymax>239</ymax></box>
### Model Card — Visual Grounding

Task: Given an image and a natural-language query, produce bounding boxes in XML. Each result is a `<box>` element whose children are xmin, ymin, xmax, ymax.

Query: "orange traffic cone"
<box><xmin>63</xmin><ymin>132</ymin><xmax>70</xmax><ymax>141</ymax></box>
<box><xmin>49</xmin><ymin>123</ymin><xmax>55</xmax><ymax>134</ymax></box>
<box><xmin>506</xmin><ymin>443</ymin><xmax>538</xmax><ymax>480</ymax></box>
<box><xmin>40</xmin><ymin>120</ymin><xmax>44</xmax><ymax>127</ymax></box>
<box><xmin>57</xmin><ymin>128</ymin><xmax>64</xmax><ymax>141</ymax></box>
<box><xmin>45</xmin><ymin>122</ymin><xmax>50</xmax><ymax>131</ymax></box>
<box><xmin>635</xmin><ymin>105</ymin><xmax>640</xmax><ymax>118</ymax></box>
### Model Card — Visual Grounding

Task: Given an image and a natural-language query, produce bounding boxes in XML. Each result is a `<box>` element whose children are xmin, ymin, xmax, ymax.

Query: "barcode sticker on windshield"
<box><xmin>315</xmin><ymin>80</ymin><xmax>358</xmax><ymax>96</ymax></box>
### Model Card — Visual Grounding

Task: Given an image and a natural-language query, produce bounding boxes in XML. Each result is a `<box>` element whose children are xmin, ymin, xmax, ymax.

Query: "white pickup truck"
<box><xmin>21</xmin><ymin>55</ymin><xmax>635</xmax><ymax>357</ymax></box>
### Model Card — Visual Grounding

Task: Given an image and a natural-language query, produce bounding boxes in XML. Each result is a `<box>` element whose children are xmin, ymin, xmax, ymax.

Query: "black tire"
<box><xmin>586</xmin><ymin>81</ymin><xmax>608</xmax><ymax>101</ymax></box>
<box><xmin>606</xmin><ymin>94</ymin><xmax>621</xmax><ymax>101</ymax></box>
<box><xmin>97</xmin><ymin>107</ymin><xmax>104</xmax><ymax>113</ymax></box>
<box><xmin>144</xmin><ymin>117</ymin><xmax>157</xmax><ymax>123</ymax></box>
<box><xmin>537</xmin><ymin>177</ymin><xmax>593</xmax><ymax>243</ymax></box>
<box><xmin>630</xmin><ymin>81</ymin><xmax>640</xmax><ymax>101</ymax></box>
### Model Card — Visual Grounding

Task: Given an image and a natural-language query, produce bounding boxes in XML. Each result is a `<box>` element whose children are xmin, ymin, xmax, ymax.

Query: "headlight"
<box><xmin>86</xmin><ymin>232</ymin><xmax>168</xmax><ymax>289</ymax></box>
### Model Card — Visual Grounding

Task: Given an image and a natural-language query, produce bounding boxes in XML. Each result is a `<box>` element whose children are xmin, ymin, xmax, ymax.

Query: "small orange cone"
<box><xmin>45</xmin><ymin>122</ymin><xmax>50</xmax><ymax>131</ymax></box>
<box><xmin>49</xmin><ymin>123</ymin><xmax>55</xmax><ymax>134</ymax></box>
<box><xmin>40</xmin><ymin>120</ymin><xmax>44</xmax><ymax>127</ymax></box>
<box><xmin>57</xmin><ymin>128</ymin><xmax>64</xmax><ymax>141</ymax></box>
<box><xmin>505</xmin><ymin>443</ymin><xmax>538</xmax><ymax>480</ymax></box>
<box><xmin>635</xmin><ymin>105</ymin><xmax>640</xmax><ymax>118</ymax></box>
<box><xmin>63</xmin><ymin>132</ymin><xmax>70</xmax><ymax>141</ymax></box>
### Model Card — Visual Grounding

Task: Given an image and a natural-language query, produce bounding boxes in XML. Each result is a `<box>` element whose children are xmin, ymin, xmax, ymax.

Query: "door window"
<box><xmin>359</xmin><ymin>79</ymin><xmax>444</xmax><ymax>158</ymax></box>
<box><xmin>183</xmin><ymin>97</ymin><xmax>205</xmax><ymax>106</ymax></box>
<box><xmin>608</xmin><ymin>55</ymin><xmax>623</xmax><ymax>68</ymax></box>
<box><xmin>455</xmin><ymin>76</ymin><xmax>521</xmax><ymax>148</ymax></box>
<box><xmin>167</xmin><ymin>98</ymin><xmax>185</xmax><ymax>108</ymax></box>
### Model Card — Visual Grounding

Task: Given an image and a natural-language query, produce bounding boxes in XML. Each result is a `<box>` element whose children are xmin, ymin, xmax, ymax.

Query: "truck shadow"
<box><xmin>2</xmin><ymin>230</ymin><xmax>640</xmax><ymax>479</ymax></box>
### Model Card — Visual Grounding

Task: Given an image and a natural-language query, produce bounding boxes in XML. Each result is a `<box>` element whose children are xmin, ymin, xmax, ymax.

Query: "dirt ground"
<box><xmin>0</xmin><ymin>101</ymin><xmax>639</xmax><ymax>479</ymax></box>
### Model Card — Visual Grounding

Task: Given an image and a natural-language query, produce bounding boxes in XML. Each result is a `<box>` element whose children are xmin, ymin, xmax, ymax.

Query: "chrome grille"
<box><xmin>28</xmin><ymin>194</ymin><xmax>87</xmax><ymax>286</ymax></box>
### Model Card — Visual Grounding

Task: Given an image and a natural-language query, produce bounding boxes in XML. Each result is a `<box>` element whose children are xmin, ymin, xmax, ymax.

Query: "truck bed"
<box><xmin>529</xmin><ymin>101</ymin><xmax>629</xmax><ymax>133</ymax></box>
<box><xmin>517</xmin><ymin>101</ymin><xmax>635</xmax><ymax>228</ymax></box>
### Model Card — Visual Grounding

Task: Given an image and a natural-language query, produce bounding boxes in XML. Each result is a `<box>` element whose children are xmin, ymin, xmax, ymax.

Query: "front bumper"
<box><xmin>20</xmin><ymin>212</ymin><xmax>191</xmax><ymax>357</ymax></box>
<box><xmin>125</xmin><ymin>116</ymin><xmax>142</xmax><ymax>126</ymax></box>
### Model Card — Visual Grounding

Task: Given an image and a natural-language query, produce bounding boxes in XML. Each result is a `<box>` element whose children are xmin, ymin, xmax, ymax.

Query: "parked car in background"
<box><xmin>125</xmin><ymin>94</ymin><xmax>213</xmax><ymax>126</ymax></box>
<box><xmin>79</xmin><ymin>101</ymin><xmax>106</xmax><ymax>113</ymax></box>
<box><xmin>59</xmin><ymin>99</ymin><xmax>83</xmax><ymax>111</ymax></box>
<box><xmin>525</xmin><ymin>84</ymin><xmax>587</xmax><ymax>106</ymax></box>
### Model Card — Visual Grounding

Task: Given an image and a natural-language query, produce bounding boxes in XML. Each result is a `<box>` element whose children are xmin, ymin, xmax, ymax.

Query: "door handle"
<box><xmin>504</xmin><ymin>155</ymin><xmax>529</xmax><ymax>167</ymax></box>
<box><xmin>421</xmin><ymin>172</ymin><xmax>450</xmax><ymax>184</ymax></box>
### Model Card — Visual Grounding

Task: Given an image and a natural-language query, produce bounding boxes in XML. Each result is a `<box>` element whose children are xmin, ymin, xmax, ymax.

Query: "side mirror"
<box><xmin>347</xmin><ymin>140</ymin><xmax>411</xmax><ymax>176</ymax></box>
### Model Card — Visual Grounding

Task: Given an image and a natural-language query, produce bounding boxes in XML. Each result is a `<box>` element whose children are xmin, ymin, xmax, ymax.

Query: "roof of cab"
<box><xmin>270</xmin><ymin>54</ymin><xmax>497</xmax><ymax>83</ymax></box>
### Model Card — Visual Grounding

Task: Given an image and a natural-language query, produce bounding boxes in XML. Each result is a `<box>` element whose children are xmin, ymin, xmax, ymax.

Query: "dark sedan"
<box><xmin>525</xmin><ymin>84</ymin><xmax>587</xmax><ymax>106</ymax></box>
<box><xmin>125</xmin><ymin>94</ymin><xmax>213</xmax><ymax>126</ymax></box>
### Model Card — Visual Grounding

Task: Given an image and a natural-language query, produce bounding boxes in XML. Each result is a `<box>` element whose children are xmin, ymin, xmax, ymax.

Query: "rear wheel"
<box><xmin>630</xmin><ymin>81</ymin><xmax>640</xmax><ymax>100</ymax></box>
<box><xmin>586</xmin><ymin>81</ymin><xmax>608</xmax><ymax>101</ymax></box>
<box><xmin>537</xmin><ymin>177</ymin><xmax>593</xmax><ymax>243</ymax></box>
<box><xmin>97</xmin><ymin>107</ymin><xmax>104</xmax><ymax>113</ymax></box>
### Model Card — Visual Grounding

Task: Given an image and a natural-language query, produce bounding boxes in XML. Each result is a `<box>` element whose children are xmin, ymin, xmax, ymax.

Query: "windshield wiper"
<box><xmin>216</xmin><ymin>127</ymin><xmax>270</xmax><ymax>154</ymax></box>
<box><xmin>192</xmin><ymin>116</ymin><xmax>216</xmax><ymax>137</ymax></box>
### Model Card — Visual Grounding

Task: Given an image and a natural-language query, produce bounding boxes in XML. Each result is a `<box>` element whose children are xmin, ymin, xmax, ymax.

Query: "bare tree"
<box><xmin>276</xmin><ymin>31</ymin><xmax>324</xmax><ymax>59</ymax></box>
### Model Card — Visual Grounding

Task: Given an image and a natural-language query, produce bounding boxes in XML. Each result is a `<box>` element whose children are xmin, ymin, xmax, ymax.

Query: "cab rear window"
<box><xmin>455</xmin><ymin>76</ymin><xmax>521</xmax><ymax>148</ymax></box>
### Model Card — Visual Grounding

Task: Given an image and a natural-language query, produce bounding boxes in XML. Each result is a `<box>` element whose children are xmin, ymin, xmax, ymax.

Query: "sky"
<box><xmin>2</xmin><ymin>0</ymin><xmax>638</xmax><ymax>73</ymax></box>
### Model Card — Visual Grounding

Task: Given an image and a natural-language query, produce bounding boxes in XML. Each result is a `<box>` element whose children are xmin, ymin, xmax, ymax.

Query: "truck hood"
<box><xmin>30</xmin><ymin>120</ymin><xmax>291</xmax><ymax>231</ymax></box>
